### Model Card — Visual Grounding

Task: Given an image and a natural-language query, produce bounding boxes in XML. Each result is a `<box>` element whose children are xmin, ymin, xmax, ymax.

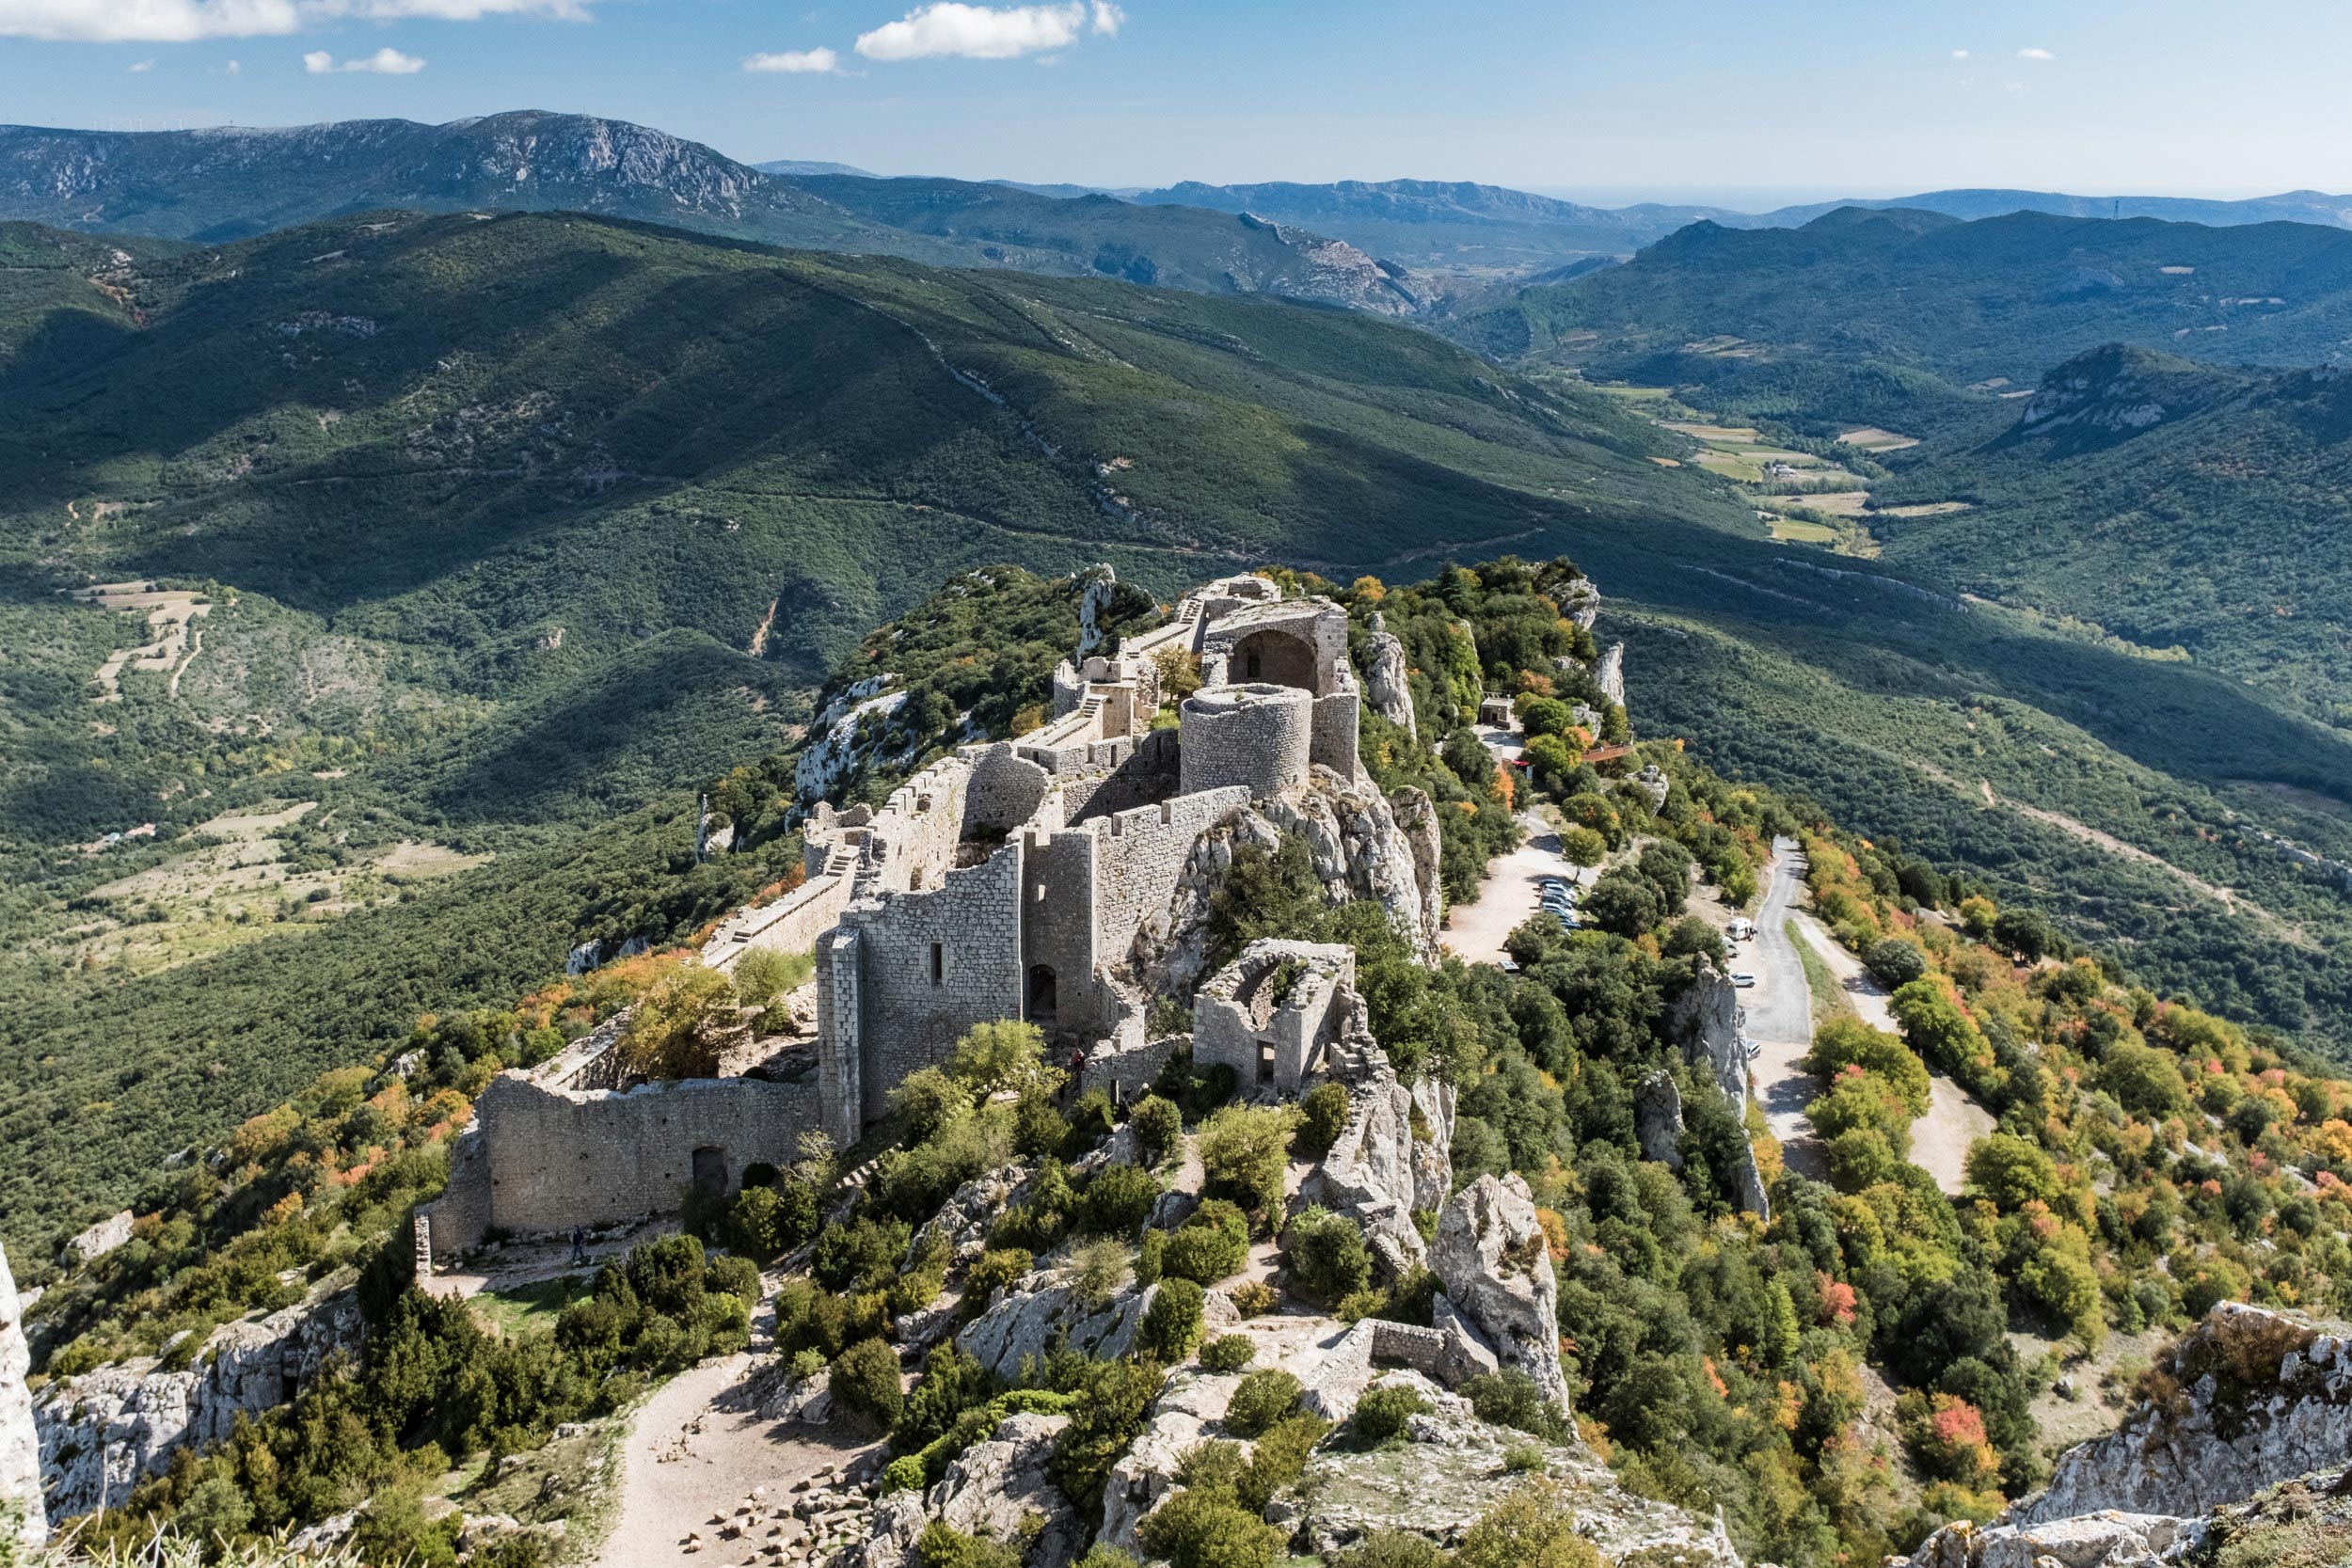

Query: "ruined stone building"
<box><xmin>422</xmin><ymin>573</ymin><xmax>1441</xmax><ymax>1257</ymax></box>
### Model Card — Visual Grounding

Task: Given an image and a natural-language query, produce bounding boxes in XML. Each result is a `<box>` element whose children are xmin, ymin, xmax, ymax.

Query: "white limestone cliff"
<box><xmin>2</xmin><ymin>1243</ymin><xmax>45</xmax><ymax>1553</ymax></box>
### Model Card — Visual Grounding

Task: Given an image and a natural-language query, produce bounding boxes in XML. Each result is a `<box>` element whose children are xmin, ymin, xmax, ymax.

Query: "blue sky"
<box><xmin>4</xmin><ymin>0</ymin><xmax>2350</xmax><ymax>201</ymax></box>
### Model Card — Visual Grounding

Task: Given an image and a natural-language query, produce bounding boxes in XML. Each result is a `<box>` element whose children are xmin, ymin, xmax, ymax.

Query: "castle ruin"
<box><xmin>422</xmin><ymin>573</ymin><xmax>1439</xmax><ymax>1258</ymax></box>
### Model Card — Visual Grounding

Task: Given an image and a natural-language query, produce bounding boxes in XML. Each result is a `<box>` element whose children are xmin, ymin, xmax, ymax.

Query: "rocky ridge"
<box><xmin>34</xmin><ymin>1285</ymin><xmax>362</xmax><ymax>1519</ymax></box>
<box><xmin>1899</xmin><ymin>1303</ymin><xmax>2352</xmax><ymax>1568</ymax></box>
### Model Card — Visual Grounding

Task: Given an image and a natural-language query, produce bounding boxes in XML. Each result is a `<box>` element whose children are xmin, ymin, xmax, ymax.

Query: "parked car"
<box><xmin>1555</xmin><ymin>911</ymin><xmax>1578</xmax><ymax>931</ymax></box>
<box><xmin>1499</xmin><ymin>955</ymin><xmax>1520</xmax><ymax>974</ymax></box>
<box><xmin>1730</xmin><ymin>971</ymin><xmax>1756</xmax><ymax>988</ymax></box>
<box><xmin>1741</xmin><ymin>1037</ymin><xmax>1761</xmax><ymax>1059</ymax></box>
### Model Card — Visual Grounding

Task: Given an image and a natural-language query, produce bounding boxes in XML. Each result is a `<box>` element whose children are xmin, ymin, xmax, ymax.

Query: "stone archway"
<box><xmin>1027</xmin><ymin>964</ymin><xmax>1059</xmax><ymax>1025</ymax></box>
<box><xmin>1231</xmin><ymin>627</ymin><xmax>1318</xmax><ymax>691</ymax></box>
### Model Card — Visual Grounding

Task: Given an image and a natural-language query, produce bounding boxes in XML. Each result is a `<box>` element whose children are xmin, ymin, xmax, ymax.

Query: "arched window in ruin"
<box><xmin>1027</xmin><ymin>964</ymin><xmax>1059</xmax><ymax>1025</ymax></box>
<box><xmin>1230</xmin><ymin>627</ymin><xmax>1317</xmax><ymax>692</ymax></box>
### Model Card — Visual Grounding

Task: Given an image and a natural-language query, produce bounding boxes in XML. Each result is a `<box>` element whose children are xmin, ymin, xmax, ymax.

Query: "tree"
<box><xmin>1515</xmin><ymin>695</ymin><xmax>1574</xmax><ymax>738</ymax></box>
<box><xmin>889</xmin><ymin>1066</ymin><xmax>973</xmax><ymax>1147</ymax></box>
<box><xmin>1992</xmin><ymin>908</ymin><xmax>2052</xmax><ymax>962</ymax></box>
<box><xmin>1662</xmin><ymin>916</ymin><xmax>1726</xmax><ymax>970</ymax></box>
<box><xmin>1129</xmin><ymin>1095</ymin><xmax>1184</xmax><ymax>1164</ymax></box>
<box><xmin>1162</xmin><ymin>1200</ymin><xmax>1251</xmax><ymax>1284</ymax></box>
<box><xmin>1295</xmin><ymin>1080</ymin><xmax>1351</xmax><ymax>1156</ymax></box>
<box><xmin>1865</xmin><ymin>938</ymin><xmax>1929</xmax><ymax>990</ymax></box>
<box><xmin>1558</xmin><ymin>825</ymin><xmax>1607</xmax><ymax>867</ymax></box>
<box><xmin>1052</xmin><ymin>1358</ymin><xmax>1164</xmax><ymax>1513</ymax></box>
<box><xmin>946</xmin><ymin>1020</ymin><xmax>1063</xmax><ymax>1100</ymax></box>
<box><xmin>1282</xmin><ymin>1206</ymin><xmax>1372</xmax><ymax>1305</ymax></box>
<box><xmin>1199</xmin><ymin>1103</ymin><xmax>1295</xmax><ymax>1223</ymax></box>
<box><xmin>1137</xmin><ymin>1277</ymin><xmax>1205</xmax><ymax>1361</ymax></box>
<box><xmin>1803</xmin><ymin>1017</ymin><xmax>1930</xmax><ymax>1118</ymax></box>
<box><xmin>1963</xmin><ymin>1133</ymin><xmax>2062</xmax><ymax>1212</ymax></box>
<box><xmin>616</xmin><ymin>961</ymin><xmax>744</xmax><ymax>1081</ymax></box>
<box><xmin>833</xmin><ymin>1338</ymin><xmax>905</xmax><ymax>1429</ymax></box>
<box><xmin>1223</xmin><ymin>1370</ymin><xmax>1304</xmax><ymax>1436</ymax></box>
<box><xmin>1581</xmin><ymin>871</ymin><xmax>1661</xmax><ymax>939</ymax></box>
<box><xmin>1083</xmin><ymin>1163</ymin><xmax>1160</xmax><ymax>1237</ymax></box>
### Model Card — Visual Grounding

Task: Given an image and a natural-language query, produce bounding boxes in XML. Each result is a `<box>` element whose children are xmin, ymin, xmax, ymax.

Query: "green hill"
<box><xmin>1471</xmin><ymin>207</ymin><xmax>2352</xmax><ymax>387</ymax></box>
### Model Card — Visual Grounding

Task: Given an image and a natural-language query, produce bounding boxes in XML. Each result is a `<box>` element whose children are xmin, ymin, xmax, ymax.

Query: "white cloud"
<box><xmin>129</xmin><ymin>56</ymin><xmax>155</xmax><ymax>69</ymax></box>
<box><xmin>0</xmin><ymin>0</ymin><xmax>582</xmax><ymax>41</ymax></box>
<box><xmin>745</xmin><ymin>45</ymin><xmax>839</xmax><ymax>73</ymax></box>
<box><xmin>306</xmin><ymin>43</ymin><xmax>424</xmax><ymax>71</ymax></box>
<box><xmin>2018</xmin><ymin>46</ymin><xmax>2054</xmax><ymax>59</ymax></box>
<box><xmin>1950</xmin><ymin>48</ymin><xmax>1968</xmax><ymax>59</ymax></box>
<box><xmin>219</xmin><ymin>56</ymin><xmax>239</xmax><ymax>71</ymax></box>
<box><xmin>856</xmin><ymin>1</ymin><xmax>1120</xmax><ymax>61</ymax></box>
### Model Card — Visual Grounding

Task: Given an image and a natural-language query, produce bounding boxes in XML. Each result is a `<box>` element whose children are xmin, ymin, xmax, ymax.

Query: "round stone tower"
<box><xmin>1179</xmin><ymin>682</ymin><xmax>1313</xmax><ymax>799</ymax></box>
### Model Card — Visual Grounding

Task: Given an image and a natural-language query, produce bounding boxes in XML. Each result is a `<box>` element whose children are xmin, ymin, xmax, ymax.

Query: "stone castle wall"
<box><xmin>1084</xmin><ymin>788</ymin><xmax>1252</xmax><ymax>978</ymax></box>
<box><xmin>1311</xmin><ymin>688</ymin><xmax>1360</xmax><ymax>780</ymax></box>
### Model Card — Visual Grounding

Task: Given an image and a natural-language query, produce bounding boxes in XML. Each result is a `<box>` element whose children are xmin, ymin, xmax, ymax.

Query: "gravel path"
<box><xmin>1744</xmin><ymin>840</ymin><xmax>1826</xmax><ymax>1180</ymax></box>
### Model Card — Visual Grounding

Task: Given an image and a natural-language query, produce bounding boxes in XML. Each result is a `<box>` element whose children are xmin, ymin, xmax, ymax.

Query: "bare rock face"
<box><xmin>1430</xmin><ymin>1174</ymin><xmax>1570</xmax><ymax>1414</ymax></box>
<box><xmin>36</xmin><ymin>1288</ymin><xmax>361</xmax><ymax>1518</ymax></box>
<box><xmin>1301</xmin><ymin>1026</ymin><xmax>1454</xmax><ymax>1275</ymax></box>
<box><xmin>1100</xmin><ymin>1368</ymin><xmax>1226</xmax><ymax>1551</ymax></box>
<box><xmin>1290</xmin><ymin>1391</ymin><xmax>1740</xmax><ymax>1564</ymax></box>
<box><xmin>1361</xmin><ymin>615</ymin><xmax>1417</xmax><ymax>738</ymax></box>
<box><xmin>1596</xmin><ymin>642</ymin><xmax>1626</xmax><ymax>709</ymax></box>
<box><xmin>1904</xmin><ymin>1510</ymin><xmax>2191</xmax><ymax>1568</ymax></box>
<box><xmin>2</xmin><ymin>1243</ymin><xmax>45</xmax><ymax>1552</ymax></box>
<box><xmin>929</xmin><ymin>1412</ymin><xmax>1084</xmax><ymax>1568</ymax></box>
<box><xmin>2010</xmin><ymin>1304</ymin><xmax>2352</xmax><ymax>1526</ymax></box>
<box><xmin>955</xmin><ymin>1275</ymin><xmax>1155</xmax><ymax>1383</ymax></box>
<box><xmin>1897</xmin><ymin>1306</ymin><xmax>2352</xmax><ymax>1568</ymax></box>
<box><xmin>1633</xmin><ymin>1070</ymin><xmax>1686</xmax><ymax>1170</ymax></box>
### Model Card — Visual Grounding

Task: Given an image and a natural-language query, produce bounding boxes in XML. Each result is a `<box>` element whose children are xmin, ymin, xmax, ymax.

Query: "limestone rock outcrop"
<box><xmin>1100</xmin><ymin>1367</ymin><xmax>1229</xmax><ymax>1551</ymax></box>
<box><xmin>36</xmin><ymin>1288</ymin><xmax>362</xmax><ymax>1518</ymax></box>
<box><xmin>1430</xmin><ymin>1174</ymin><xmax>1571</xmax><ymax>1414</ymax></box>
<box><xmin>1896</xmin><ymin>1304</ymin><xmax>2352</xmax><ymax>1568</ymax></box>
<box><xmin>1361</xmin><ymin>613</ymin><xmax>1417</xmax><ymax>738</ymax></box>
<box><xmin>1300</xmin><ymin>1033</ymin><xmax>1454</xmax><ymax>1275</ymax></box>
<box><xmin>2</xmin><ymin>1243</ymin><xmax>44</xmax><ymax>1552</ymax></box>
<box><xmin>1596</xmin><ymin>641</ymin><xmax>1626</xmax><ymax>709</ymax></box>
<box><xmin>1289</xmin><ymin>1386</ymin><xmax>1740</xmax><ymax>1563</ymax></box>
<box><xmin>955</xmin><ymin>1275</ymin><xmax>1155</xmax><ymax>1382</ymax></box>
<box><xmin>2011</xmin><ymin>1304</ymin><xmax>2352</xmax><ymax>1525</ymax></box>
<box><xmin>905</xmin><ymin>1412</ymin><xmax>1086</xmax><ymax>1568</ymax></box>
<box><xmin>1633</xmin><ymin>1070</ymin><xmax>1686</xmax><ymax>1170</ymax></box>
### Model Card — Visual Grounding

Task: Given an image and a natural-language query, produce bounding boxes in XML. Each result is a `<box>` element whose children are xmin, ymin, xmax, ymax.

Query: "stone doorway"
<box><xmin>690</xmin><ymin>1145</ymin><xmax>729</xmax><ymax>1196</ymax></box>
<box><xmin>1027</xmin><ymin>964</ymin><xmax>1059</xmax><ymax>1026</ymax></box>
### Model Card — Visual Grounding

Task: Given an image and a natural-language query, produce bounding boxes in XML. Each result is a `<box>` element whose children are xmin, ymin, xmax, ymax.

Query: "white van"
<box><xmin>1727</xmin><ymin>918</ymin><xmax>1756</xmax><ymax>942</ymax></box>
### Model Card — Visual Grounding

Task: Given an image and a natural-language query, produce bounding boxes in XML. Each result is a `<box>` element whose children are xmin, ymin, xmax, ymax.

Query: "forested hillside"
<box><xmin>1471</xmin><ymin>206</ymin><xmax>2352</xmax><ymax>385</ymax></box>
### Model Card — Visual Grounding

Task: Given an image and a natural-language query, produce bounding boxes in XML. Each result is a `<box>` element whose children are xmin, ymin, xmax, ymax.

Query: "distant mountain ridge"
<box><xmin>0</xmin><ymin>113</ymin><xmax>1417</xmax><ymax>315</ymax></box>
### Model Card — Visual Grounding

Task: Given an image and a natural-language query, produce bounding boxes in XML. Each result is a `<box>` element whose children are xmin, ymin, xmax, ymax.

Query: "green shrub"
<box><xmin>962</xmin><ymin>1248</ymin><xmax>1032</xmax><ymax>1310</ymax></box>
<box><xmin>1331</xmin><ymin>1530</ymin><xmax>1451</xmax><ymax>1568</ymax></box>
<box><xmin>1281</xmin><ymin>1206</ymin><xmax>1371</xmax><ymax>1305</ymax></box>
<box><xmin>1068</xmin><ymin>1237</ymin><xmax>1134</xmax><ymax>1311</ymax></box>
<box><xmin>1136</xmin><ymin>1483</ymin><xmax>1286</xmax><ymax>1568</ymax></box>
<box><xmin>1236</xmin><ymin>1412</ymin><xmax>1327</xmax><ymax>1511</ymax></box>
<box><xmin>896</xmin><ymin>1342</ymin><xmax>993</xmax><ymax>1454</ymax></box>
<box><xmin>833</xmin><ymin>1337</ymin><xmax>905</xmax><ymax>1429</ymax></box>
<box><xmin>1223</xmin><ymin>1368</ymin><xmax>1303</xmax><ymax>1436</ymax></box>
<box><xmin>1052</xmin><ymin>1357</ymin><xmax>1164</xmax><ymax>1514</ymax></box>
<box><xmin>914</xmin><ymin>1519</ymin><xmax>1023</xmax><ymax>1568</ymax></box>
<box><xmin>1129</xmin><ymin>1094</ymin><xmax>1184</xmax><ymax>1164</ymax></box>
<box><xmin>1295</xmin><ymin>1080</ymin><xmax>1351</xmax><ymax>1156</ymax></box>
<box><xmin>1455</xmin><ymin>1479</ymin><xmax>1601</xmax><ymax>1568</ymax></box>
<box><xmin>1199</xmin><ymin>1103</ymin><xmax>1295</xmax><ymax>1222</ymax></box>
<box><xmin>1137</xmin><ymin>1277</ymin><xmax>1205</xmax><ymax>1362</ymax></box>
<box><xmin>882</xmin><ymin>1454</ymin><xmax>927</xmax><ymax>1494</ymax></box>
<box><xmin>1083</xmin><ymin>1163</ymin><xmax>1160</xmax><ymax>1237</ymax></box>
<box><xmin>1461</xmin><ymin>1369</ymin><xmax>1568</xmax><ymax>1441</ymax></box>
<box><xmin>1350</xmin><ymin>1383</ymin><xmax>1428</xmax><ymax>1445</ymax></box>
<box><xmin>1199</xmin><ymin>1334</ymin><xmax>1256</xmax><ymax>1374</ymax></box>
<box><xmin>1503</xmin><ymin>1442</ymin><xmax>1546</xmax><ymax>1474</ymax></box>
<box><xmin>813</xmin><ymin>1215</ymin><xmax>912</xmax><ymax>1292</ymax></box>
<box><xmin>1161</xmin><ymin>1200</ymin><xmax>1250</xmax><ymax>1285</ymax></box>
<box><xmin>1228</xmin><ymin>1279</ymin><xmax>1279</xmax><ymax>1318</ymax></box>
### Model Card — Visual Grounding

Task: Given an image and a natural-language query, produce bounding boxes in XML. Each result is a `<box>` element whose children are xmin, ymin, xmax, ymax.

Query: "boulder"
<box><xmin>956</xmin><ymin>1276</ymin><xmax>1156</xmax><ymax>1382</ymax></box>
<box><xmin>930</xmin><ymin>1412</ymin><xmax>1084</xmax><ymax>1568</ymax></box>
<box><xmin>1362</xmin><ymin>616</ymin><xmax>1417</xmax><ymax>738</ymax></box>
<box><xmin>1905</xmin><ymin>1510</ymin><xmax>2190</xmax><ymax>1568</ymax></box>
<box><xmin>1596</xmin><ymin>642</ymin><xmax>1626</xmax><ymax>709</ymax></box>
<box><xmin>1430</xmin><ymin>1174</ymin><xmax>1570</xmax><ymax>1415</ymax></box>
<box><xmin>2</xmin><ymin>1244</ymin><xmax>44</xmax><ymax>1551</ymax></box>
<box><xmin>1100</xmin><ymin>1368</ymin><xmax>1224</xmax><ymax>1551</ymax></box>
<box><xmin>1633</xmin><ymin>1071</ymin><xmax>1685</xmax><ymax>1170</ymax></box>
<box><xmin>65</xmin><ymin>1212</ymin><xmax>134</xmax><ymax>1265</ymax></box>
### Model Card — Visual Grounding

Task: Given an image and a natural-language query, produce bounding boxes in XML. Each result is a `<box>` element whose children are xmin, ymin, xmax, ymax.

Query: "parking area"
<box><xmin>1439</xmin><ymin>725</ymin><xmax>1597</xmax><ymax>967</ymax></box>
